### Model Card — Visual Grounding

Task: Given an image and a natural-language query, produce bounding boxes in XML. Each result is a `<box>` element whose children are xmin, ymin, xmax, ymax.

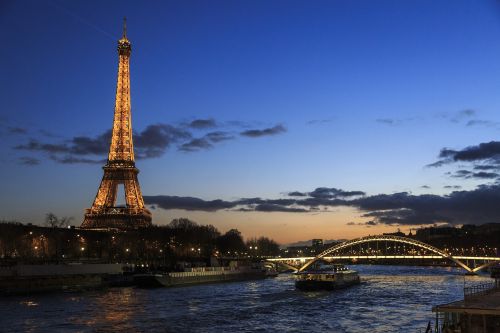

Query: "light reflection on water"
<box><xmin>0</xmin><ymin>265</ymin><xmax>491</xmax><ymax>333</ymax></box>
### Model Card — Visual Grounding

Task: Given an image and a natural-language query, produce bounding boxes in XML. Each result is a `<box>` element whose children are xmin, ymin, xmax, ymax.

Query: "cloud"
<box><xmin>39</xmin><ymin>129</ymin><xmax>61</xmax><ymax>138</ymax></box>
<box><xmin>8</xmin><ymin>127</ymin><xmax>27</xmax><ymax>135</ymax></box>
<box><xmin>179</xmin><ymin>138</ymin><xmax>213</xmax><ymax>152</ymax></box>
<box><xmin>253</xmin><ymin>203</ymin><xmax>309</xmax><ymax>213</ymax></box>
<box><xmin>466</xmin><ymin>120</ymin><xmax>499</xmax><ymax>128</ymax></box>
<box><xmin>238</xmin><ymin>197</ymin><xmax>297</xmax><ymax>206</ymax></box>
<box><xmin>134</xmin><ymin>124</ymin><xmax>192</xmax><ymax>158</ymax></box>
<box><xmin>205</xmin><ymin>131</ymin><xmax>234</xmax><ymax>143</ymax></box>
<box><xmin>377</xmin><ymin>109</ymin><xmax>480</xmax><ymax>129</ymax></box>
<box><xmin>453</xmin><ymin>109</ymin><xmax>475</xmax><ymax>122</ymax></box>
<box><xmin>14</xmin><ymin>123</ymin><xmax>192</xmax><ymax>163</ymax></box>
<box><xmin>240</xmin><ymin>124</ymin><xmax>286</xmax><ymax>138</ymax></box>
<box><xmin>439</xmin><ymin>109</ymin><xmax>476</xmax><ymax>123</ymax></box>
<box><xmin>439</xmin><ymin>141</ymin><xmax>500</xmax><ymax>162</ymax></box>
<box><xmin>444</xmin><ymin>185</ymin><xmax>461</xmax><ymax>189</ymax></box>
<box><xmin>179</xmin><ymin>130</ymin><xmax>236</xmax><ymax>152</ymax></box>
<box><xmin>307</xmin><ymin>119</ymin><xmax>334</xmax><ymax>125</ymax></box>
<box><xmin>309</xmin><ymin>187</ymin><xmax>365</xmax><ymax>199</ymax></box>
<box><xmin>286</xmin><ymin>187</ymin><xmax>365</xmax><ymax>199</ymax></box>
<box><xmin>428</xmin><ymin>141</ymin><xmax>500</xmax><ymax>181</ymax></box>
<box><xmin>376</xmin><ymin>118</ymin><xmax>397</xmax><ymax>125</ymax></box>
<box><xmin>145</xmin><ymin>184</ymin><xmax>500</xmax><ymax>227</ymax></box>
<box><xmin>420</xmin><ymin>185</ymin><xmax>431</xmax><ymax>189</ymax></box>
<box><xmin>450</xmin><ymin>170</ymin><xmax>472</xmax><ymax>178</ymax></box>
<box><xmin>186</xmin><ymin>118</ymin><xmax>217</xmax><ymax>129</ymax></box>
<box><xmin>15</xmin><ymin>140</ymin><xmax>71</xmax><ymax>154</ymax></box>
<box><xmin>49</xmin><ymin>155</ymin><xmax>105</xmax><ymax>164</ymax></box>
<box><xmin>12</xmin><ymin>119</ymin><xmax>278</xmax><ymax>164</ymax></box>
<box><xmin>426</xmin><ymin>160</ymin><xmax>449</xmax><ymax>168</ymax></box>
<box><xmin>375</xmin><ymin>118</ymin><xmax>418</xmax><ymax>126</ymax></box>
<box><xmin>225</xmin><ymin>120</ymin><xmax>258</xmax><ymax>129</ymax></box>
<box><xmin>288</xmin><ymin>191</ymin><xmax>308</xmax><ymax>197</ymax></box>
<box><xmin>143</xmin><ymin>195</ymin><xmax>237</xmax><ymax>212</ymax></box>
<box><xmin>361</xmin><ymin>208</ymin><xmax>449</xmax><ymax>226</ymax></box>
<box><xmin>18</xmin><ymin>157</ymin><xmax>40</xmax><ymax>166</ymax></box>
<box><xmin>143</xmin><ymin>195</ymin><xmax>310</xmax><ymax>213</ymax></box>
<box><xmin>71</xmin><ymin>131</ymin><xmax>111</xmax><ymax>155</ymax></box>
<box><xmin>472</xmin><ymin>172</ymin><xmax>499</xmax><ymax>179</ymax></box>
<box><xmin>345</xmin><ymin>221</ymin><xmax>377</xmax><ymax>227</ymax></box>
<box><xmin>449</xmin><ymin>169</ymin><xmax>499</xmax><ymax>180</ymax></box>
<box><xmin>474</xmin><ymin>165</ymin><xmax>500</xmax><ymax>171</ymax></box>
<box><xmin>364</xmin><ymin>220</ymin><xmax>378</xmax><ymax>226</ymax></box>
<box><xmin>350</xmin><ymin>185</ymin><xmax>500</xmax><ymax>225</ymax></box>
<box><xmin>15</xmin><ymin>132</ymin><xmax>110</xmax><ymax>156</ymax></box>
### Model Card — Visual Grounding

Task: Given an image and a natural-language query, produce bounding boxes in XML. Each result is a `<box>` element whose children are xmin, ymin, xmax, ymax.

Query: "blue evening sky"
<box><xmin>1</xmin><ymin>0</ymin><xmax>500</xmax><ymax>242</ymax></box>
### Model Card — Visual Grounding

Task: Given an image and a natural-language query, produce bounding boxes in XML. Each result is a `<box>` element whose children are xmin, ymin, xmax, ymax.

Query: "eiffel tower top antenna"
<box><xmin>122</xmin><ymin>17</ymin><xmax>127</xmax><ymax>39</ymax></box>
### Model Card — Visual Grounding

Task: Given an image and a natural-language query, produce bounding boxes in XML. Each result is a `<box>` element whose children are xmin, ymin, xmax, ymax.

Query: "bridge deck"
<box><xmin>269</xmin><ymin>256</ymin><xmax>500</xmax><ymax>261</ymax></box>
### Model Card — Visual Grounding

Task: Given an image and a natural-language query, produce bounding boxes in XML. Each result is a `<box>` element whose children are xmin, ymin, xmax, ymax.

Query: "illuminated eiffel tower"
<box><xmin>82</xmin><ymin>20</ymin><xmax>152</xmax><ymax>229</ymax></box>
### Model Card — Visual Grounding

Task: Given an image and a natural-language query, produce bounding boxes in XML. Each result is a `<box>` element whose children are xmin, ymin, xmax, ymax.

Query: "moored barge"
<box><xmin>134</xmin><ymin>266</ymin><xmax>267</xmax><ymax>288</ymax></box>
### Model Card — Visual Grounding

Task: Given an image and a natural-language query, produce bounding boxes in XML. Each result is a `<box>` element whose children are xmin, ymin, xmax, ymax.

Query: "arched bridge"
<box><xmin>268</xmin><ymin>235</ymin><xmax>500</xmax><ymax>274</ymax></box>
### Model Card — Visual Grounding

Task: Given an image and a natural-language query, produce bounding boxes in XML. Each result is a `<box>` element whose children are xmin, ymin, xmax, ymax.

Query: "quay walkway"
<box><xmin>433</xmin><ymin>280</ymin><xmax>500</xmax><ymax>332</ymax></box>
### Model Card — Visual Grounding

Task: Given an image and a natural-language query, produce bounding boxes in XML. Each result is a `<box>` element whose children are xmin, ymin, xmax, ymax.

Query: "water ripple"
<box><xmin>0</xmin><ymin>265</ymin><xmax>490</xmax><ymax>333</ymax></box>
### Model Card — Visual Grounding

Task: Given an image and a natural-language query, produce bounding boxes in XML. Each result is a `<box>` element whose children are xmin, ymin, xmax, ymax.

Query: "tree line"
<box><xmin>0</xmin><ymin>216</ymin><xmax>280</xmax><ymax>268</ymax></box>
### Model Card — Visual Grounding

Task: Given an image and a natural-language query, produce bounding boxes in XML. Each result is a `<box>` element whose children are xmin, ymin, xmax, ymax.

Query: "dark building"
<box><xmin>312</xmin><ymin>239</ymin><xmax>323</xmax><ymax>248</ymax></box>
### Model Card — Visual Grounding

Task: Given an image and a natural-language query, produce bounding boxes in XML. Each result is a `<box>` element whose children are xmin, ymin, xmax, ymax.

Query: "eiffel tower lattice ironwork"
<box><xmin>82</xmin><ymin>19</ymin><xmax>152</xmax><ymax>229</ymax></box>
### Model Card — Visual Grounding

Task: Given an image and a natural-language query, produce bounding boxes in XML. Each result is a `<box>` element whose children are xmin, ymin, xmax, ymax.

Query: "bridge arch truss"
<box><xmin>298</xmin><ymin>235</ymin><xmax>500</xmax><ymax>273</ymax></box>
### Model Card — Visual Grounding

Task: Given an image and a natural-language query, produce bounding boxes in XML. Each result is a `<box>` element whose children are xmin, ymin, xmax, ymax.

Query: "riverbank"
<box><xmin>0</xmin><ymin>263</ymin><xmax>125</xmax><ymax>295</ymax></box>
<box><xmin>0</xmin><ymin>262</ymin><xmax>273</xmax><ymax>295</ymax></box>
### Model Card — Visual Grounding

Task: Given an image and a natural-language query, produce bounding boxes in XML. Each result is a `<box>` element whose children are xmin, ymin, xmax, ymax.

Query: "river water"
<box><xmin>0</xmin><ymin>265</ymin><xmax>492</xmax><ymax>332</ymax></box>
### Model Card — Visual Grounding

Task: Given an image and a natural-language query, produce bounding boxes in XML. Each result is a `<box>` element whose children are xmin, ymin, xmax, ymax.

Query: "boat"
<box><xmin>263</xmin><ymin>262</ymin><xmax>279</xmax><ymax>277</ymax></box>
<box><xmin>134</xmin><ymin>266</ymin><xmax>267</xmax><ymax>288</ymax></box>
<box><xmin>295</xmin><ymin>260</ymin><xmax>360</xmax><ymax>291</ymax></box>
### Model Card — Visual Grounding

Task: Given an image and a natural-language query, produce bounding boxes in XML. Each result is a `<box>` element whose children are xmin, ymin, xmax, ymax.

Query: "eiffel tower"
<box><xmin>82</xmin><ymin>20</ymin><xmax>152</xmax><ymax>229</ymax></box>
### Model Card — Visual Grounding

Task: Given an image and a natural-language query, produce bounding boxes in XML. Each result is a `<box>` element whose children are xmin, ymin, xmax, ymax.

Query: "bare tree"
<box><xmin>44</xmin><ymin>213</ymin><xmax>73</xmax><ymax>228</ymax></box>
<box><xmin>59</xmin><ymin>216</ymin><xmax>73</xmax><ymax>228</ymax></box>
<box><xmin>44</xmin><ymin>213</ymin><xmax>59</xmax><ymax>228</ymax></box>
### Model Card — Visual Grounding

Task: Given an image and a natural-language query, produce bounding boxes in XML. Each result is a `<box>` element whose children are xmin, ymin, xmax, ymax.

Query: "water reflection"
<box><xmin>0</xmin><ymin>265</ymin><xmax>492</xmax><ymax>333</ymax></box>
<box><xmin>19</xmin><ymin>300</ymin><xmax>39</xmax><ymax>307</ymax></box>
